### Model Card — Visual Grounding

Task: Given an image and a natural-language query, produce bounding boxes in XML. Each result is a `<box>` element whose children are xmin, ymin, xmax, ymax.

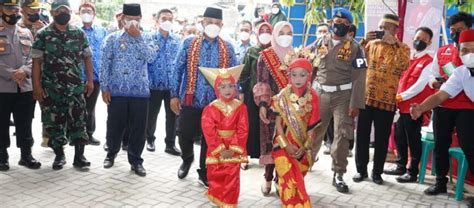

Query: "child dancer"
<box><xmin>200</xmin><ymin>65</ymin><xmax>249</xmax><ymax>207</ymax></box>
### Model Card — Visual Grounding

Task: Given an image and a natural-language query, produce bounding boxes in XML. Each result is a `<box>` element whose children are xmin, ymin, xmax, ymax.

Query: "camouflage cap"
<box><xmin>51</xmin><ymin>0</ymin><xmax>70</xmax><ymax>11</ymax></box>
<box><xmin>21</xmin><ymin>0</ymin><xmax>41</xmax><ymax>9</ymax></box>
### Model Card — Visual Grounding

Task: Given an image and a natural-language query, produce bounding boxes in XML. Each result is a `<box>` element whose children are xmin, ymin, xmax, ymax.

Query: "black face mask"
<box><xmin>27</xmin><ymin>13</ymin><xmax>40</xmax><ymax>23</ymax></box>
<box><xmin>333</xmin><ymin>23</ymin><xmax>349</xmax><ymax>37</ymax></box>
<box><xmin>54</xmin><ymin>12</ymin><xmax>70</xmax><ymax>25</ymax></box>
<box><xmin>413</xmin><ymin>40</ymin><xmax>428</xmax><ymax>51</ymax></box>
<box><xmin>2</xmin><ymin>13</ymin><xmax>21</xmax><ymax>25</ymax></box>
<box><xmin>451</xmin><ymin>31</ymin><xmax>461</xmax><ymax>44</ymax></box>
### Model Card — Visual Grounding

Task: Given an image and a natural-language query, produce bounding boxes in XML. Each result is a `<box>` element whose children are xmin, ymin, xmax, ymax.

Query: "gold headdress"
<box><xmin>199</xmin><ymin>64</ymin><xmax>244</xmax><ymax>87</ymax></box>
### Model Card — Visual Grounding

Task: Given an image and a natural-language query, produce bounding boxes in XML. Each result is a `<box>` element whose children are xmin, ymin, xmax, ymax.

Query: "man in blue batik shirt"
<box><xmin>80</xmin><ymin>2</ymin><xmax>107</xmax><ymax>146</ymax></box>
<box><xmin>100</xmin><ymin>3</ymin><xmax>156</xmax><ymax>177</ymax></box>
<box><xmin>146</xmin><ymin>8</ymin><xmax>181</xmax><ymax>156</ymax></box>
<box><xmin>235</xmin><ymin>20</ymin><xmax>254</xmax><ymax>64</ymax></box>
<box><xmin>169</xmin><ymin>7</ymin><xmax>237</xmax><ymax>188</ymax></box>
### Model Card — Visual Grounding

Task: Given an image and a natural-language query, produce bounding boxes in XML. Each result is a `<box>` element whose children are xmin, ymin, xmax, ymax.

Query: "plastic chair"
<box><xmin>448</xmin><ymin>147</ymin><xmax>469</xmax><ymax>201</ymax></box>
<box><xmin>419</xmin><ymin>116</ymin><xmax>436</xmax><ymax>184</ymax></box>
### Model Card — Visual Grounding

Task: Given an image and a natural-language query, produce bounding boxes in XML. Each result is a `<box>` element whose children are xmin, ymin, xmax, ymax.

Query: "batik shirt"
<box><xmin>31</xmin><ymin>24</ymin><xmax>92</xmax><ymax>95</ymax></box>
<box><xmin>82</xmin><ymin>25</ymin><xmax>108</xmax><ymax>83</ymax></box>
<box><xmin>148</xmin><ymin>31</ymin><xmax>180</xmax><ymax>91</ymax></box>
<box><xmin>100</xmin><ymin>30</ymin><xmax>156</xmax><ymax>97</ymax></box>
<box><xmin>235</xmin><ymin>41</ymin><xmax>253</xmax><ymax>65</ymax></box>
<box><xmin>170</xmin><ymin>37</ymin><xmax>237</xmax><ymax>109</ymax></box>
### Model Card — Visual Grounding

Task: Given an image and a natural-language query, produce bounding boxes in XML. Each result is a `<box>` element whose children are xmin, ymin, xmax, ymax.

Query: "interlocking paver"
<box><xmin>1</xmin><ymin>102</ymin><xmax>473</xmax><ymax>207</ymax></box>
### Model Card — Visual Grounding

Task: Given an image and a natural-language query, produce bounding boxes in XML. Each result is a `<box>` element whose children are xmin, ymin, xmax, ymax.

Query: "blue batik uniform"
<box><xmin>169</xmin><ymin>37</ymin><xmax>237</xmax><ymax>109</ymax></box>
<box><xmin>82</xmin><ymin>25</ymin><xmax>107</xmax><ymax>83</ymax></box>
<box><xmin>100</xmin><ymin>30</ymin><xmax>157</xmax><ymax>166</ymax></box>
<box><xmin>148</xmin><ymin>32</ymin><xmax>180</xmax><ymax>91</ymax></box>
<box><xmin>235</xmin><ymin>41</ymin><xmax>253</xmax><ymax>65</ymax></box>
<box><xmin>100</xmin><ymin>30</ymin><xmax>156</xmax><ymax>97</ymax></box>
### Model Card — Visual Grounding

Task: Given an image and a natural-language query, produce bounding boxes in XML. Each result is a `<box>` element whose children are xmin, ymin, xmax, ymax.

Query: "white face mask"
<box><xmin>160</xmin><ymin>20</ymin><xmax>173</xmax><ymax>32</ymax></box>
<box><xmin>204</xmin><ymin>24</ymin><xmax>221</xmax><ymax>39</ymax></box>
<box><xmin>258</xmin><ymin>33</ymin><xmax>271</xmax><ymax>45</ymax></box>
<box><xmin>461</xmin><ymin>53</ymin><xmax>474</xmax><ymax>68</ymax></box>
<box><xmin>272</xmin><ymin>8</ymin><xmax>280</xmax><ymax>14</ymax></box>
<box><xmin>124</xmin><ymin>20</ymin><xmax>139</xmax><ymax>30</ymax></box>
<box><xmin>81</xmin><ymin>13</ymin><xmax>94</xmax><ymax>23</ymax></box>
<box><xmin>239</xmin><ymin>32</ymin><xmax>250</xmax><ymax>41</ymax></box>
<box><xmin>277</xmin><ymin>35</ymin><xmax>293</xmax><ymax>47</ymax></box>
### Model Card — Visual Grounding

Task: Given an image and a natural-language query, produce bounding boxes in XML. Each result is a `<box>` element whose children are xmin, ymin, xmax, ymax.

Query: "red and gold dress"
<box><xmin>272</xmin><ymin>86</ymin><xmax>320</xmax><ymax>208</ymax></box>
<box><xmin>202</xmin><ymin>99</ymin><xmax>249</xmax><ymax>207</ymax></box>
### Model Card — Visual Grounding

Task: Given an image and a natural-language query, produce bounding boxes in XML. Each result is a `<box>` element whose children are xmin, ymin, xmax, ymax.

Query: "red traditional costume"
<box><xmin>200</xmin><ymin>65</ymin><xmax>249</xmax><ymax>208</ymax></box>
<box><xmin>272</xmin><ymin>58</ymin><xmax>320</xmax><ymax>208</ymax></box>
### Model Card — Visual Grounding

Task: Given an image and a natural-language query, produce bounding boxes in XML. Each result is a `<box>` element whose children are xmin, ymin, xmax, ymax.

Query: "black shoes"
<box><xmin>0</xmin><ymin>162</ymin><xmax>9</xmax><ymax>171</ymax></box>
<box><xmin>52</xmin><ymin>155</ymin><xmax>66</xmax><ymax>170</ymax></box>
<box><xmin>131</xmin><ymin>164</ymin><xmax>146</xmax><ymax>177</ymax></box>
<box><xmin>197</xmin><ymin>169</ymin><xmax>209</xmax><ymax>188</ymax></box>
<box><xmin>146</xmin><ymin>142</ymin><xmax>155</xmax><ymax>152</ymax></box>
<box><xmin>19</xmin><ymin>155</ymin><xmax>41</xmax><ymax>169</ymax></box>
<box><xmin>396</xmin><ymin>173</ymin><xmax>417</xmax><ymax>183</ymax></box>
<box><xmin>165</xmin><ymin>145</ymin><xmax>182</xmax><ymax>156</ymax></box>
<box><xmin>383</xmin><ymin>166</ymin><xmax>406</xmax><ymax>175</ymax></box>
<box><xmin>103</xmin><ymin>155</ymin><xmax>115</xmax><ymax>168</ymax></box>
<box><xmin>352</xmin><ymin>172</ymin><xmax>368</xmax><ymax>182</ymax></box>
<box><xmin>73</xmin><ymin>155</ymin><xmax>91</xmax><ymax>169</ymax></box>
<box><xmin>332</xmin><ymin>175</ymin><xmax>349</xmax><ymax>193</ymax></box>
<box><xmin>178</xmin><ymin>161</ymin><xmax>193</xmax><ymax>179</ymax></box>
<box><xmin>89</xmin><ymin>137</ymin><xmax>100</xmax><ymax>146</ymax></box>
<box><xmin>372</xmin><ymin>174</ymin><xmax>384</xmax><ymax>185</ymax></box>
<box><xmin>424</xmin><ymin>184</ymin><xmax>447</xmax><ymax>195</ymax></box>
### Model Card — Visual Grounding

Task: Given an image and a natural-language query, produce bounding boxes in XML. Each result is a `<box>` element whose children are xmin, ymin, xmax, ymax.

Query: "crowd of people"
<box><xmin>0</xmin><ymin>0</ymin><xmax>473</xmax><ymax>207</ymax></box>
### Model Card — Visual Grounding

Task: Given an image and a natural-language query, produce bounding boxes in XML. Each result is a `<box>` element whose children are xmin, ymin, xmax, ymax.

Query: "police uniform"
<box><xmin>0</xmin><ymin>0</ymin><xmax>41</xmax><ymax>171</ymax></box>
<box><xmin>18</xmin><ymin>0</ymin><xmax>45</xmax><ymax>37</ymax></box>
<box><xmin>310</xmin><ymin>8</ymin><xmax>367</xmax><ymax>192</ymax></box>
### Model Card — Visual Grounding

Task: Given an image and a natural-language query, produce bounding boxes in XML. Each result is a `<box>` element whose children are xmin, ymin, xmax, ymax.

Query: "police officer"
<box><xmin>309</xmin><ymin>7</ymin><xmax>367</xmax><ymax>193</ymax></box>
<box><xmin>0</xmin><ymin>0</ymin><xmax>41</xmax><ymax>171</ymax></box>
<box><xmin>18</xmin><ymin>0</ymin><xmax>45</xmax><ymax>37</ymax></box>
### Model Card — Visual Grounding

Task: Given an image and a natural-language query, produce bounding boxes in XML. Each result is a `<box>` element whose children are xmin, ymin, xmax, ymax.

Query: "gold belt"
<box><xmin>217</xmin><ymin>130</ymin><xmax>235</xmax><ymax>138</ymax></box>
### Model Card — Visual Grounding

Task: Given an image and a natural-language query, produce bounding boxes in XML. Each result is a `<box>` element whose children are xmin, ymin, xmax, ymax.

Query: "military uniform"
<box><xmin>0</xmin><ymin>0</ymin><xmax>41</xmax><ymax>171</ymax></box>
<box><xmin>31</xmin><ymin>23</ymin><xmax>92</xmax><ymax>149</ymax></box>
<box><xmin>310</xmin><ymin>34</ymin><xmax>367</xmax><ymax>178</ymax></box>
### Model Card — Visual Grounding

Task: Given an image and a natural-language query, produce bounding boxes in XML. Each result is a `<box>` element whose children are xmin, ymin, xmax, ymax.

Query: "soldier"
<box><xmin>0</xmin><ymin>0</ymin><xmax>41</xmax><ymax>171</ymax></box>
<box><xmin>31</xmin><ymin>0</ymin><xmax>94</xmax><ymax>170</ymax></box>
<box><xmin>18</xmin><ymin>0</ymin><xmax>45</xmax><ymax>37</ymax></box>
<box><xmin>309</xmin><ymin>8</ymin><xmax>367</xmax><ymax>193</ymax></box>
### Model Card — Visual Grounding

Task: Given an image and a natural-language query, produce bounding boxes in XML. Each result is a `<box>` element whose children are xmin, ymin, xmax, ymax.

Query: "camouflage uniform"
<box><xmin>31</xmin><ymin>24</ymin><xmax>92</xmax><ymax>149</ymax></box>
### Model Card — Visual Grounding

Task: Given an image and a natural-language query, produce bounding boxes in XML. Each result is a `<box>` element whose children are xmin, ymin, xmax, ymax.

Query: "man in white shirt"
<box><xmin>411</xmin><ymin>30</ymin><xmax>474</xmax><ymax>205</ymax></box>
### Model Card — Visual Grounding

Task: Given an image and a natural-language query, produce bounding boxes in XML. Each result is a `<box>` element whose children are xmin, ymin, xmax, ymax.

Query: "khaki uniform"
<box><xmin>311</xmin><ymin>35</ymin><xmax>367</xmax><ymax>174</ymax></box>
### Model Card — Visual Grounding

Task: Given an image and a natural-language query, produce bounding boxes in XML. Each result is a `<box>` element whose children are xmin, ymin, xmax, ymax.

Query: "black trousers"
<box><xmin>178</xmin><ymin>107</ymin><xmax>207</xmax><ymax>173</ymax></box>
<box><xmin>356</xmin><ymin>105</ymin><xmax>395</xmax><ymax>175</ymax></box>
<box><xmin>433</xmin><ymin>107</ymin><xmax>474</xmax><ymax>184</ymax></box>
<box><xmin>325</xmin><ymin>118</ymin><xmax>354</xmax><ymax>150</ymax></box>
<box><xmin>0</xmin><ymin>92</ymin><xmax>35</xmax><ymax>150</ymax></box>
<box><xmin>394</xmin><ymin>113</ymin><xmax>422</xmax><ymax>176</ymax></box>
<box><xmin>106</xmin><ymin>97</ymin><xmax>148</xmax><ymax>165</ymax></box>
<box><xmin>146</xmin><ymin>90</ymin><xmax>176</xmax><ymax>146</ymax></box>
<box><xmin>85</xmin><ymin>82</ymin><xmax>100</xmax><ymax>139</ymax></box>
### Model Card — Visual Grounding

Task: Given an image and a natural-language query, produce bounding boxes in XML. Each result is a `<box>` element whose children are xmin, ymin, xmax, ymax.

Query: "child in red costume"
<box><xmin>200</xmin><ymin>65</ymin><xmax>249</xmax><ymax>207</ymax></box>
<box><xmin>272</xmin><ymin>58</ymin><xmax>321</xmax><ymax>208</ymax></box>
